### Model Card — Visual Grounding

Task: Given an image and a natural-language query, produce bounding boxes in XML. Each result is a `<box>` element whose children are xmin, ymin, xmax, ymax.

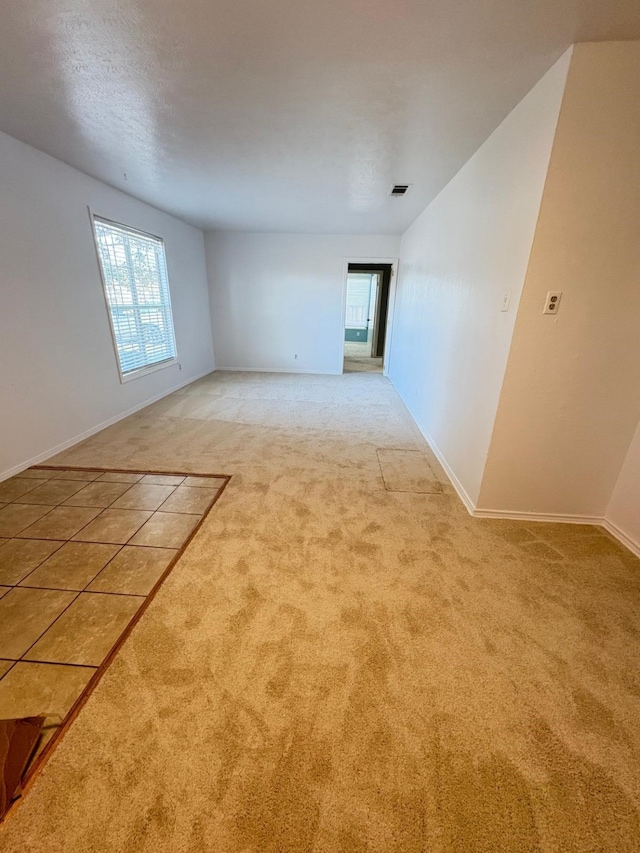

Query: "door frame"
<box><xmin>368</xmin><ymin>271</ymin><xmax>382</xmax><ymax>357</ymax></box>
<box><xmin>339</xmin><ymin>257</ymin><xmax>399</xmax><ymax>376</ymax></box>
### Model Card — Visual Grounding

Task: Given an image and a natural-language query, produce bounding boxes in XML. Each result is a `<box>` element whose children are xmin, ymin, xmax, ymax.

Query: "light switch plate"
<box><xmin>543</xmin><ymin>291</ymin><xmax>562</xmax><ymax>314</ymax></box>
<box><xmin>501</xmin><ymin>290</ymin><xmax>511</xmax><ymax>312</ymax></box>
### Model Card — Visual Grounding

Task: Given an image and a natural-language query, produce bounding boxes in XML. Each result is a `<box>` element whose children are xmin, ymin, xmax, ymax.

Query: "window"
<box><xmin>345</xmin><ymin>273</ymin><xmax>376</xmax><ymax>330</ymax></box>
<box><xmin>92</xmin><ymin>216</ymin><xmax>177</xmax><ymax>380</ymax></box>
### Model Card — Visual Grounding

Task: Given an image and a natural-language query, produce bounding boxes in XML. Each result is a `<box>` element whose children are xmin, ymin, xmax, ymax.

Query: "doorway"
<box><xmin>343</xmin><ymin>263</ymin><xmax>393</xmax><ymax>374</ymax></box>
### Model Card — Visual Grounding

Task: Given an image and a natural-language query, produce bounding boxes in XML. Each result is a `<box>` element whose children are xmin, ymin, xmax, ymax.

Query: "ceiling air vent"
<box><xmin>389</xmin><ymin>184</ymin><xmax>411</xmax><ymax>197</ymax></box>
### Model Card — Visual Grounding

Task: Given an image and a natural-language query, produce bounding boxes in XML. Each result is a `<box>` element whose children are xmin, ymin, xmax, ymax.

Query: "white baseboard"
<box><xmin>1</xmin><ymin>367</ymin><xmax>215</xmax><ymax>482</ymax></box>
<box><xmin>7</xmin><ymin>367</ymin><xmax>638</xmax><ymax>562</ymax></box>
<box><xmin>472</xmin><ymin>507</ymin><xmax>602</xmax><ymax>525</ymax></box>
<box><xmin>602</xmin><ymin>518</ymin><xmax>640</xmax><ymax>559</ymax></box>
<box><xmin>389</xmin><ymin>381</ymin><xmax>476</xmax><ymax>514</ymax></box>
<box><xmin>216</xmin><ymin>366</ymin><xmax>342</xmax><ymax>375</ymax></box>
<box><xmin>425</xmin><ymin>433</ymin><xmax>476</xmax><ymax>515</ymax></box>
<box><xmin>388</xmin><ymin>377</ymin><xmax>639</xmax><ymax>559</ymax></box>
<box><xmin>477</xmin><ymin>508</ymin><xmax>639</xmax><ymax>557</ymax></box>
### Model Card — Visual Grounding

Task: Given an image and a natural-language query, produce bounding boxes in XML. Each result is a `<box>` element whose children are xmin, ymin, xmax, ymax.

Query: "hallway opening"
<box><xmin>343</xmin><ymin>262</ymin><xmax>393</xmax><ymax>374</ymax></box>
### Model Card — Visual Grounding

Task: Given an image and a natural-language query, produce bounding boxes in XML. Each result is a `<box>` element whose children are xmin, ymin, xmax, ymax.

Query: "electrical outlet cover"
<box><xmin>543</xmin><ymin>291</ymin><xmax>562</xmax><ymax>314</ymax></box>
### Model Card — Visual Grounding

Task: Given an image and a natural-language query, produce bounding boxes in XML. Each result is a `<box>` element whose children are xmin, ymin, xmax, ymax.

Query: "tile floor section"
<box><xmin>0</xmin><ymin>466</ymin><xmax>227</xmax><ymax>777</ymax></box>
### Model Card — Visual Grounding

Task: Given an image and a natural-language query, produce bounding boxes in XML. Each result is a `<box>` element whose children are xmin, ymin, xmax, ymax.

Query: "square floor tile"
<box><xmin>0</xmin><ymin>469</ymin><xmax>227</xmax><ymax>774</ymax></box>
<box><xmin>129</xmin><ymin>512</ymin><xmax>201</xmax><ymax>548</ymax></box>
<box><xmin>72</xmin><ymin>509</ymin><xmax>152</xmax><ymax>544</ymax></box>
<box><xmin>0</xmin><ymin>504</ymin><xmax>55</xmax><ymax>537</ymax></box>
<box><xmin>17</xmin><ymin>506</ymin><xmax>102</xmax><ymax>541</ymax></box>
<box><xmin>26</xmin><ymin>592</ymin><xmax>143</xmax><ymax>666</ymax></box>
<box><xmin>19</xmin><ymin>479</ymin><xmax>90</xmax><ymax>506</ymax></box>
<box><xmin>88</xmin><ymin>546</ymin><xmax>177</xmax><ymax>595</ymax></box>
<box><xmin>15</xmin><ymin>469</ymin><xmax>59</xmax><ymax>480</ymax></box>
<box><xmin>159</xmin><ymin>486</ymin><xmax>217</xmax><ymax>514</ymax></box>
<box><xmin>62</xmin><ymin>481</ymin><xmax>133</xmax><ymax>508</ymax></box>
<box><xmin>51</xmin><ymin>469</ymin><xmax>103</xmax><ymax>481</ymax></box>
<box><xmin>182</xmin><ymin>476</ymin><xmax>227</xmax><ymax>489</ymax></box>
<box><xmin>96</xmin><ymin>472</ymin><xmax>144</xmax><ymax>484</ymax></box>
<box><xmin>0</xmin><ymin>539</ymin><xmax>64</xmax><ymax>585</ymax></box>
<box><xmin>0</xmin><ymin>661</ymin><xmax>95</xmax><ymax>717</ymax></box>
<box><xmin>21</xmin><ymin>542</ymin><xmax>121</xmax><ymax>591</ymax></box>
<box><xmin>0</xmin><ymin>587</ymin><xmax>76</xmax><ymax>658</ymax></box>
<box><xmin>140</xmin><ymin>474</ymin><xmax>185</xmax><ymax>486</ymax></box>
<box><xmin>0</xmin><ymin>661</ymin><xmax>95</xmax><ymax>756</ymax></box>
<box><xmin>0</xmin><ymin>478</ymin><xmax>47</xmax><ymax>503</ymax></box>
<box><xmin>111</xmin><ymin>483</ymin><xmax>177</xmax><ymax>511</ymax></box>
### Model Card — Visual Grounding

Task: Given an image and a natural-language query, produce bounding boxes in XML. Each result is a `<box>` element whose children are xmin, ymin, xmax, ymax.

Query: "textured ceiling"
<box><xmin>1</xmin><ymin>0</ymin><xmax>639</xmax><ymax>234</ymax></box>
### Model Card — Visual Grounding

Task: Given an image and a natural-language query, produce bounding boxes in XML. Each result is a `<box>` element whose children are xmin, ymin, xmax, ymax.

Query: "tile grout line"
<box><xmin>17</xmin><ymin>585</ymin><xmax>147</xmax><ymax>599</ymax></box>
<box><xmin>1</xmin><ymin>471</ymin><xmax>226</xmax><ymax>665</ymax></box>
<box><xmin>17</xmin><ymin>542</ymin><xmax>126</xmax><ymax>591</ymax></box>
<box><xmin>22</xmin><ymin>473</ymin><xmax>230</xmax><ymax>789</ymax></box>
<box><xmin>1</xmin><ymin>465</ymin><xmax>232</xmax><ymax>823</ymax></box>
<box><xmin>0</xmin><ymin>660</ymin><xmax>16</xmax><ymax>683</ymax></box>
<box><xmin>5</xmin><ymin>539</ymin><xmax>67</xmax><ymax>587</ymax></box>
<box><xmin>0</xmin><ymin>658</ymin><xmax>98</xmax><ymax>669</ymax></box>
<box><xmin>16</xmin><ymin>589</ymin><xmax>83</xmax><ymax>666</ymax></box>
<box><xmin>7</xmin><ymin>509</ymin><xmax>164</xmax><ymax>662</ymax></box>
<box><xmin>30</xmin><ymin>465</ymin><xmax>230</xmax><ymax>479</ymax></box>
<box><xmin>1</xmin><ymin>484</ymin><xmax>212</xmax><ymax>657</ymax></box>
<box><xmin>17</xmin><ymin>478</ymin><xmax>153</xmax><ymax>542</ymax></box>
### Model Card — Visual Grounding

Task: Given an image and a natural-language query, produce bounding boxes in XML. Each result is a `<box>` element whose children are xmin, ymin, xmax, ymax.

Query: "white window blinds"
<box><xmin>93</xmin><ymin>216</ymin><xmax>177</xmax><ymax>378</ymax></box>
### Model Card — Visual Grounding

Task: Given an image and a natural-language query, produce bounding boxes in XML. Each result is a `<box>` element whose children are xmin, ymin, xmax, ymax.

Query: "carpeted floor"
<box><xmin>1</xmin><ymin>370</ymin><xmax>639</xmax><ymax>852</ymax></box>
<box><xmin>343</xmin><ymin>342</ymin><xmax>372</xmax><ymax>357</ymax></box>
<box><xmin>343</xmin><ymin>357</ymin><xmax>383</xmax><ymax>374</ymax></box>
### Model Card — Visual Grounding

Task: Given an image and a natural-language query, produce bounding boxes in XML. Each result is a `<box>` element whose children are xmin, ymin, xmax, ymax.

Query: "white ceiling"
<box><xmin>1</xmin><ymin>0</ymin><xmax>639</xmax><ymax>234</ymax></box>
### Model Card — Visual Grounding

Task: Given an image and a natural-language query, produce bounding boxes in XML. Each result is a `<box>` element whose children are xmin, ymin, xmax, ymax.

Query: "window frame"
<box><xmin>90</xmin><ymin>211</ymin><xmax>179</xmax><ymax>384</ymax></box>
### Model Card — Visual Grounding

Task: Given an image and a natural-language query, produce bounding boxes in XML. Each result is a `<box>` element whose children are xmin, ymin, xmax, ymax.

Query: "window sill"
<box><xmin>119</xmin><ymin>357</ymin><xmax>179</xmax><ymax>384</ymax></box>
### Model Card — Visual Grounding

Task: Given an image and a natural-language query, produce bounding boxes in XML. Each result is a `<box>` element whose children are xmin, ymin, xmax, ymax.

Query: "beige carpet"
<box><xmin>343</xmin><ymin>357</ymin><xmax>383</xmax><ymax>374</ymax></box>
<box><xmin>1</xmin><ymin>369</ymin><xmax>639</xmax><ymax>852</ymax></box>
<box><xmin>343</xmin><ymin>341</ymin><xmax>372</xmax><ymax>357</ymax></box>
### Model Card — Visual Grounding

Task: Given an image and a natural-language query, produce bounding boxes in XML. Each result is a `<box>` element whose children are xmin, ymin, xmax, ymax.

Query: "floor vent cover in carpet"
<box><xmin>376</xmin><ymin>449</ymin><xmax>443</xmax><ymax>493</ymax></box>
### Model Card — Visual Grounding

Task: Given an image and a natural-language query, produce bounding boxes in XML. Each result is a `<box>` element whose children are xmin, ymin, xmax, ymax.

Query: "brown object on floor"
<box><xmin>0</xmin><ymin>717</ymin><xmax>44</xmax><ymax>819</ymax></box>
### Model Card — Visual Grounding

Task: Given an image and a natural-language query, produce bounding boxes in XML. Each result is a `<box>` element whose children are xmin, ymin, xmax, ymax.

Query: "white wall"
<box><xmin>0</xmin><ymin>130</ymin><xmax>214</xmax><ymax>479</ymax></box>
<box><xmin>388</xmin><ymin>51</ymin><xmax>571</xmax><ymax>507</ymax></box>
<box><xmin>478</xmin><ymin>42</ymin><xmax>640</xmax><ymax>518</ymax></box>
<box><xmin>607</xmin><ymin>422</ymin><xmax>640</xmax><ymax>551</ymax></box>
<box><xmin>205</xmin><ymin>232</ymin><xmax>400</xmax><ymax>374</ymax></box>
